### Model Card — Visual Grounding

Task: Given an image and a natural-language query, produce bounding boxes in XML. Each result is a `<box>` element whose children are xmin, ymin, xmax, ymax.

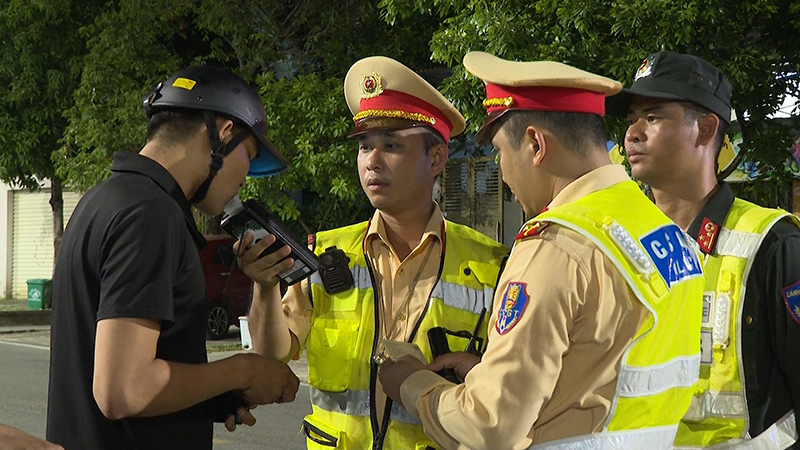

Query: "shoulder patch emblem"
<box><xmin>782</xmin><ymin>280</ymin><xmax>800</xmax><ymax>325</ymax></box>
<box><xmin>515</xmin><ymin>221</ymin><xmax>550</xmax><ymax>241</ymax></box>
<box><xmin>496</xmin><ymin>282</ymin><xmax>529</xmax><ymax>335</ymax></box>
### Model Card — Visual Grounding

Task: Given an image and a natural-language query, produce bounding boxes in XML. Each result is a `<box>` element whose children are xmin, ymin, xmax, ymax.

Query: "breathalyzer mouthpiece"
<box><xmin>223</xmin><ymin>195</ymin><xmax>245</xmax><ymax>217</ymax></box>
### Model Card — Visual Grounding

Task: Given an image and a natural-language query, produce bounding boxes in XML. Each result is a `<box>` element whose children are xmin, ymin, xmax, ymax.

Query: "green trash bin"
<box><xmin>27</xmin><ymin>278</ymin><xmax>53</xmax><ymax>310</ymax></box>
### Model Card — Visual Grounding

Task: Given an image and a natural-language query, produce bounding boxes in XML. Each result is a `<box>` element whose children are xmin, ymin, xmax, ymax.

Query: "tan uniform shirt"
<box><xmin>282</xmin><ymin>204</ymin><xmax>445</xmax><ymax>422</ymax></box>
<box><xmin>400</xmin><ymin>165</ymin><xmax>649</xmax><ymax>450</ymax></box>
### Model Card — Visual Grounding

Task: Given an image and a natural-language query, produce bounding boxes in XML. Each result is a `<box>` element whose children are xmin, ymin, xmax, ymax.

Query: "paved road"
<box><xmin>0</xmin><ymin>340</ymin><xmax>50</xmax><ymax>439</ymax></box>
<box><xmin>0</xmin><ymin>327</ymin><xmax>310</xmax><ymax>449</ymax></box>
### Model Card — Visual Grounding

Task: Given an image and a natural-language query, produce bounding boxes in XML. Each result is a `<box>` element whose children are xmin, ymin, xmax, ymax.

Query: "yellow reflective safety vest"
<box><xmin>675</xmin><ymin>199</ymin><xmax>800</xmax><ymax>449</ymax></box>
<box><xmin>527</xmin><ymin>180</ymin><xmax>704</xmax><ymax>450</ymax></box>
<box><xmin>300</xmin><ymin>218</ymin><xmax>508</xmax><ymax>450</ymax></box>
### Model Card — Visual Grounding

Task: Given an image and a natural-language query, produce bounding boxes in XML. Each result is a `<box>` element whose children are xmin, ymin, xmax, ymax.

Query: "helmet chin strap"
<box><xmin>190</xmin><ymin>112</ymin><xmax>249</xmax><ymax>204</ymax></box>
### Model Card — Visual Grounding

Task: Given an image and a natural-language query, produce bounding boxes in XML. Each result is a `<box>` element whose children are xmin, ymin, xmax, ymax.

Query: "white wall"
<box><xmin>1</xmin><ymin>179</ymin><xmax>56</xmax><ymax>298</ymax></box>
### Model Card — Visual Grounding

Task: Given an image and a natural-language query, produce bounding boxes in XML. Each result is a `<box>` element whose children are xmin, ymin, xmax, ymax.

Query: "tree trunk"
<box><xmin>50</xmin><ymin>177</ymin><xmax>64</xmax><ymax>271</ymax></box>
<box><xmin>778</xmin><ymin>182</ymin><xmax>791</xmax><ymax>211</ymax></box>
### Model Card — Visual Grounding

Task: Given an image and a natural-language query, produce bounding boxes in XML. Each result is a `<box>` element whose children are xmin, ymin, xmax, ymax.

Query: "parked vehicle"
<box><xmin>200</xmin><ymin>235</ymin><xmax>253</xmax><ymax>340</ymax></box>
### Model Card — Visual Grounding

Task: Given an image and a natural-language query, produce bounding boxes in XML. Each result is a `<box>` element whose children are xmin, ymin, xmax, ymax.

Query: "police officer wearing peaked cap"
<box><xmin>607</xmin><ymin>50</ymin><xmax>800</xmax><ymax>449</ymax></box>
<box><xmin>241</xmin><ymin>55</ymin><xmax>509</xmax><ymax>450</ymax></box>
<box><xmin>379</xmin><ymin>51</ymin><xmax>706</xmax><ymax>450</ymax></box>
<box><xmin>47</xmin><ymin>66</ymin><xmax>300</xmax><ymax>450</ymax></box>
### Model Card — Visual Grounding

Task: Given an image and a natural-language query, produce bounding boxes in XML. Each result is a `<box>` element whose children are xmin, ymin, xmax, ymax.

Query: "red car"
<box><xmin>200</xmin><ymin>235</ymin><xmax>254</xmax><ymax>340</ymax></box>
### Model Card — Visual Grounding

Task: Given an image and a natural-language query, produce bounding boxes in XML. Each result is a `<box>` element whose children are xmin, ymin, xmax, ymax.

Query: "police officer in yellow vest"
<box><xmin>378</xmin><ymin>52</ymin><xmax>705</xmax><ymax>449</ymax></box>
<box><xmin>607</xmin><ymin>51</ymin><xmax>800</xmax><ymax>449</ymax></box>
<box><xmin>238</xmin><ymin>56</ymin><xmax>509</xmax><ymax>449</ymax></box>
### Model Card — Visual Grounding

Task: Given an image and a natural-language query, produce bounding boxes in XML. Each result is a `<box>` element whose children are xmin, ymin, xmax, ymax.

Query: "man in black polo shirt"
<box><xmin>607</xmin><ymin>51</ymin><xmax>800</xmax><ymax>448</ymax></box>
<box><xmin>46</xmin><ymin>66</ymin><xmax>300</xmax><ymax>450</ymax></box>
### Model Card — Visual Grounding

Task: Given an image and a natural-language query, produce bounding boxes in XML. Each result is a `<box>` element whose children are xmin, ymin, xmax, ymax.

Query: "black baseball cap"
<box><xmin>606</xmin><ymin>51</ymin><xmax>732</xmax><ymax>123</ymax></box>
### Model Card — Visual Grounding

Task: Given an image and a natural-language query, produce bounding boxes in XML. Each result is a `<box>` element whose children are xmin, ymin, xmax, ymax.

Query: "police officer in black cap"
<box><xmin>47</xmin><ymin>66</ymin><xmax>300</xmax><ymax>450</ymax></box>
<box><xmin>607</xmin><ymin>51</ymin><xmax>800</xmax><ymax>448</ymax></box>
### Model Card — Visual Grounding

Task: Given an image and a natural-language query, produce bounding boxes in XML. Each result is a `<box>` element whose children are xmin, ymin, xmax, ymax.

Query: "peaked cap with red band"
<box><xmin>344</xmin><ymin>56</ymin><xmax>466</xmax><ymax>143</ymax></box>
<box><xmin>463</xmin><ymin>52</ymin><xmax>622</xmax><ymax>145</ymax></box>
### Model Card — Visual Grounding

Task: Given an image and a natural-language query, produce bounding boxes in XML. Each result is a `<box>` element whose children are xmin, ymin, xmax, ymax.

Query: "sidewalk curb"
<box><xmin>0</xmin><ymin>327</ymin><xmax>50</xmax><ymax>335</ymax></box>
<box><xmin>0</xmin><ymin>310</ymin><xmax>51</xmax><ymax>327</ymax></box>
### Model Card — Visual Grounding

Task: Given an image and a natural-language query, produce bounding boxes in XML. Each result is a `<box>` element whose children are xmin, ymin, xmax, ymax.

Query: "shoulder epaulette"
<box><xmin>697</xmin><ymin>217</ymin><xmax>720</xmax><ymax>254</ymax></box>
<box><xmin>515</xmin><ymin>221</ymin><xmax>551</xmax><ymax>241</ymax></box>
<box><xmin>308</xmin><ymin>233</ymin><xmax>316</xmax><ymax>250</ymax></box>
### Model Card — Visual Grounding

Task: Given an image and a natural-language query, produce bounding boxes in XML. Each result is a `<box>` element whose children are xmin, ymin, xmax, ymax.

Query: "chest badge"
<box><xmin>496</xmin><ymin>282</ymin><xmax>529</xmax><ymax>335</ymax></box>
<box><xmin>782</xmin><ymin>280</ymin><xmax>800</xmax><ymax>325</ymax></box>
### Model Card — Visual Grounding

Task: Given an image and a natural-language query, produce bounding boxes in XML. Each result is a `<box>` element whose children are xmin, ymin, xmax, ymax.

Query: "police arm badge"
<box><xmin>495</xmin><ymin>282</ymin><xmax>530</xmax><ymax>335</ymax></box>
<box><xmin>782</xmin><ymin>280</ymin><xmax>800</xmax><ymax>325</ymax></box>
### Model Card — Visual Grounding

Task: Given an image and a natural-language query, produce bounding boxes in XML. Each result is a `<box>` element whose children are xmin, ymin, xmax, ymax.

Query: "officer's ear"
<box><xmin>429</xmin><ymin>142</ymin><xmax>449</xmax><ymax>177</ymax></box>
<box><xmin>696</xmin><ymin>112</ymin><xmax>720</xmax><ymax>148</ymax></box>
<box><xmin>525</xmin><ymin>125</ymin><xmax>547</xmax><ymax>167</ymax></box>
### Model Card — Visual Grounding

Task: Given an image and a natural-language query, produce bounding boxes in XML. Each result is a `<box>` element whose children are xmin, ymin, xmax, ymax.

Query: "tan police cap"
<box><xmin>463</xmin><ymin>51</ymin><xmax>622</xmax><ymax>145</ymax></box>
<box><xmin>344</xmin><ymin>56</ymin><xmax>466</xmax><ymax>143</ymax></box>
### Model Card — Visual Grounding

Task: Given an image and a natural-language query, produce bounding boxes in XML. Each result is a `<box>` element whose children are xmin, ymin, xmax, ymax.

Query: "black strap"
<box><xmin>189</xmin><ymin>152</ymin><xmax>224</xmax><ymax>203</ymax></box>
<box><xmin>190</xmin><ymin>112</ymin><xmax>250</xmax><ymax>204</ymax></box>
<box><xmin>204</xmin><ymin>112</ymin><xmax>223</xmax><ymax>154</ymax></box>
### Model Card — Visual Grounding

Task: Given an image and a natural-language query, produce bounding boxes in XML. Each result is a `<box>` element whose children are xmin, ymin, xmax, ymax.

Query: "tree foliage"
<box><xmin>3</xmin><ymin>0</ymin><xmax>798</xmax><ymax>246</ymax></box>
<box><xmin>0</xmin><ymin>0</ymin><xmax>105</xmax><ymax>261</ymax></box>
<box><xmin>382</xmin><ymin>0</ymin><xmax>800</xmax><ymax>208</ymax></box>
<box><xmin>55</xmin><ymin>0</ymin><xmax>447</xmax><ymax>236</ymax></box>
<box><xmin>0</xmin><ymin>0</ymin><xmax>100</xmax><ymax>188</ymax></box>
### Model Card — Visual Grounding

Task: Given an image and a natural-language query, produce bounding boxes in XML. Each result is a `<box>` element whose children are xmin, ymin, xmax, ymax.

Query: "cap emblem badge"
<box><xmin>361</xmin><ymin>72</ymin><xmax>384</xmax><ymax>99</ymax></box>
<box><xmin>634</xmin><ymin>56</ymin><xmax>655</xmax><ymax>81</ymax></box>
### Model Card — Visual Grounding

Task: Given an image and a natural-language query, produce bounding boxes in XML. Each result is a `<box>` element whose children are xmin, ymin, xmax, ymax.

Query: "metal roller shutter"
<box><xmin>11</xmin><ymin>189</ymin><xmax>81</xmax><ymax>298</ymax></box>
<box><xmin>441</xmin><ymin>156</ymin><xmax>503</xmax><ymax>241</ymax></box>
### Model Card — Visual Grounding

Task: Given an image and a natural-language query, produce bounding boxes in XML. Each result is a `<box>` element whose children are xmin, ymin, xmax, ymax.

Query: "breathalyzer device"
<box><xmin>220</xmin><ymin>196</ymin><xmax>319</xmax><ymax>285</ymax></box>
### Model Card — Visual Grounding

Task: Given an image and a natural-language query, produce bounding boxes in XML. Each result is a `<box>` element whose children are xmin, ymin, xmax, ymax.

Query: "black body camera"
<box><xmin>220</xmin><ymin>197</ymin><xmax>319</xmax><ymax>286</ymax></box>
<box><xmin>318</xmin><ymin>246</ymin><xmax>354</xmax><ymax>294</ymax></box>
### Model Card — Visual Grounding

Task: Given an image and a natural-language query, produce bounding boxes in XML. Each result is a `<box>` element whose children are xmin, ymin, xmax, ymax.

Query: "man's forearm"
<box><xmin>96</xmin><ymin>353</ymin><xmax>250</xmax><ymax>419</ymax></box>
<box><xmin>0</xmin><ymin>424</ymin><xmax>62</xmax><ymax>450</ymax></box>
<box><xmin>248</xmin><ymin>283</ymin><xmax>295</xmax><ymax>362</ymax></box>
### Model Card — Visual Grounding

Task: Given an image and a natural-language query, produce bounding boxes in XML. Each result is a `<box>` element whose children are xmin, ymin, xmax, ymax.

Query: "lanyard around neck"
<box><xmin>378</xmin><ymin>241</ymin><xmax>437</xmax><ymax>341</ymax></box>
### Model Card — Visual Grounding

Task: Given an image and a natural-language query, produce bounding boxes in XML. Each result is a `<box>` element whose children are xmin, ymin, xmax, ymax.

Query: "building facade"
<box><xmin>0</xmin><ymin>181</ymin><xmax>81</xmax><ymax>299</ymax></box>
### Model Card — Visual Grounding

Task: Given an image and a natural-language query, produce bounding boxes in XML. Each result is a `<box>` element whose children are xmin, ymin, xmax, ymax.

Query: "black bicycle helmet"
<box><xmin>143</xmin><ymin>66</ymin><xmax>289</xmax><ymax>185</ymax></box>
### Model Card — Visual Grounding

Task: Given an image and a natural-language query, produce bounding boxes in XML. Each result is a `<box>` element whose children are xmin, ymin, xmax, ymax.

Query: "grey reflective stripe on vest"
<box><xmin>310</xmin><ymin>387</ymin><xmax>421</xmax><ymax>426</ymax></box>
<box><xmin>618</xmin><ymin>354</ymin><xmax>701</xmax><ymax>397</ymax></box>
<box><xmin>715</xmin><ymin>228</ymin><xmax>761</xmax><ymax>259</ymax></box>
<box><xmin>675</xmin><ymin>412</ymin><xmax>797</xmax><ymax>450</ymax></box>
<box><xmin>527</xmin><ymin>425</ymin><xmax>678</xmax><ymax>450</ymax></box>
<box><xmin>390</xmin><ymin>401</ymin><xmax>422</xmax><ymax>425</ymax></box>
<box><xmin>684</xmin><ymin>390</ymin><xmax>747</xmax><ymax>422</ymax></box>
<box><xmin>309</xmin><ymin>265</ymin><xmax>373</xmax><ymax>291</ymax></box>
<box><xmin>431</xmin><ymin>280</ymin><xmax>494</xmax><ymax>312</ymax></box>
<box><xmin>310</xmin><ymin>266</ymin><xmax>491</xmax><ymax>314</ymax></box>
<box><xmin>706</xmin><ymin>391</ymin><xmax>746</xmax><ymax>418</ymax></box>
